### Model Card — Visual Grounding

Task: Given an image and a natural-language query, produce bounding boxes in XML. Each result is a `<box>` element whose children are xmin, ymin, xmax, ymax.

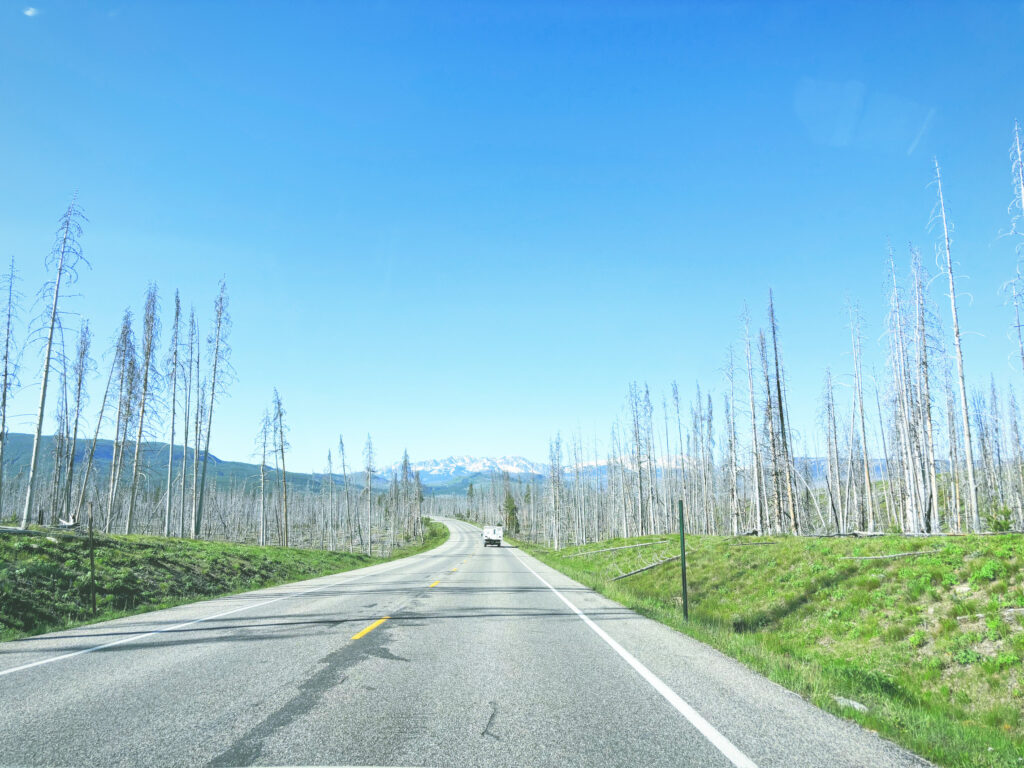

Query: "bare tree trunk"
<box><xmin>364</xmin><ymin>434</ymin><xmax>375</xmax><ymax>555</ymax></box>
<box><xmin>759</xmin><ymin>331</ymin><xmax>783</xmax><ymax>534</ymax></box>
<box><xmin>191</xmin><ymin>374</ymin><xmax>204</xmax><ymax>538</ymax></box>
<box><xmin>256</xmin><ymin>410</ymin><xmax>270</xmax><ymax>546</ymax></box>
<box><xmin>106</xmin><ymin>311</ymin><xmax>136</xmax><ymax>533</ymax></box>
<box><xmin>743</xmin><ymin>311</ymin><xmax>765</xmax><ymax>534</ymax></box>
<box><xmin>339</xmin><ymin>434</ymin><xmax>354</xmax><ymax>551</ymax></box>
<box><xmin>126</xmin><ymin>284</ymin><xmax>159</xmax><ymax>534</ymax></box>
<box><xmin>0</xmin><ymin>259</ymin><xmax>19</xmax><ymax>522</ymax></box>
<box><xmin>944</xmin><ymin>363</ymin><xmax>963</xmax><ymax>532</ymax></box>
<box><xmin>22</xmin><ymin>200</ymin><xmax>85</xmax><ymax>529</ymax></box>
<box><xmin>725</xmin><ymin>348</ymin><xmax>740</xmax><ymax>536</ymax></box>
<box><xmin>164</xmin><ymin>291</ymin><xmax>180</xmax><ymax>536</ymax></box>
<box><xmin>75</xmin><ymin>350</ymin><xmax>116</xmax><ymax>522</ymax></box>
<box><xmin>671</xmin><ymin>382</ymin><xmax>690</xmax><ymax>531</ymax></box>
<box><xmin>196</xmin><ymin>280</ymin><xmax>230</xmax><ymax>538</ymax></box>
<box><xmin>912</xmin><ymin>255</ymin><xmax>941</xmax><ymax>532</ymax></box>
<box><xmin>824</xmin><ymin>368</ymin><xmax>842</xmax><ymax>533</ymax></box>
<box><xmin>61</xmin><ymin>323</ymin><xmax>90</xmax><ymax>522</ymax></box>
<box><xmin>872</xmin><ymin>372</ymin><xmax>896</xmax><ymax>531</ymax></box>
<box><xmin>889</xmin><ymin>253</ymin><xmax>920</xmax><ymax>533</ymax></box>
<box><xmin>850</xmin><ymin>305</ymin><xmax>875</xmax><ymax>532</ymax></box>
<box><xmin>180</xmin><ymin>309</ymin><xmax>195</xmax><ymax>538</ymax></box>
<box><xmin>273</xmin><ymin>388</ymin><xmax>289</xmax><ymax>547</ymax></box>
<box><xmin>935</xmin><ymin>160</ymin><xmax>980</xmax><ymax>530</ymax></box>
<box><xmin>768</xmin><ymin>292</ymin><xmax>798</xmax><ymax>533</ymax></box>
<box><xmin>1009</xmin><ymin>387</ymin><xmax>1024</xmax><ymax>529</ymax></box>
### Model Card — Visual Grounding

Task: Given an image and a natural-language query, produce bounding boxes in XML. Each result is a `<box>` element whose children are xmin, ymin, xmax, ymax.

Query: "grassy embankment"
<box><xmin>0</xmin><ymin>520</ymin><xmax>449</xmax><ymax>642</ymax></box>
<box><xmin>516</xmin><ymin>533</ymin><xmax>1024</xmax><ymax>768</ymax></box>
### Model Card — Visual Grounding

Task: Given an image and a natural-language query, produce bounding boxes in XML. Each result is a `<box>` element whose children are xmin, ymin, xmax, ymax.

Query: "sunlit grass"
<box><xmin>0</xmin><ymin>520</ymin><xmax>448</xmax><ymax>642</ymax></box>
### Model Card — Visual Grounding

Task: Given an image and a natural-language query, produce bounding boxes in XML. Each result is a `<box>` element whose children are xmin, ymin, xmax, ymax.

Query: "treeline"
<box><xmin>3</xmin><ymin>199</ymin><xmax>426</xmax><ymax>556</ymax></box>
<box><xmin>461</xmin><ymin>126</ymin><xmax>1024</xmax><ymax>547</ymax></box>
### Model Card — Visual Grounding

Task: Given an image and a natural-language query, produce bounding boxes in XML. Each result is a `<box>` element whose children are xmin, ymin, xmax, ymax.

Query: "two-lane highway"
<box><xmin>0</xmin><ymin>519</ymin><xmax>930</xmax><ymax>767</ymax></box>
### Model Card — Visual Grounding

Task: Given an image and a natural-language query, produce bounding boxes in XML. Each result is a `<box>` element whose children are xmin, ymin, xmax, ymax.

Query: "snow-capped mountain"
<box><xmin>382</xmin><ymin>456</ymin><xmax>548</xmax><ymax>485</ymax></box>
<box><xmin>377</xmin><ymin>453</ymin><xmax>891</xmax><ymax>490</ymax></box>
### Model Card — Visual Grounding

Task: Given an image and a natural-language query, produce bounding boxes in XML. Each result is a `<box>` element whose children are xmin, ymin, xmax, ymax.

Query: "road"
<box><xmin>0</xmin><ymin>518</ymin><xmax>930</xmax><ymax>767</ymax></box>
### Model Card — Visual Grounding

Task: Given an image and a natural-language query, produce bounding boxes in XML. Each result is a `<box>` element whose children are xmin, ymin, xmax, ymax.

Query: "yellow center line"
<box><xmin>351</xmin><ymin>616</ymin><xmax>389</xmax><ymax>640</ymax></box>
<box><xmin>429</xmin><ymin>580</ymin><xmax>440</xmax><ymax>587</ymax></box>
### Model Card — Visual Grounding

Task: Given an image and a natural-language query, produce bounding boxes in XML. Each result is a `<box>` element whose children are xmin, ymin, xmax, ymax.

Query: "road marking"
<box><xmin>511</xmin><ymin>550</ymin><xmax>758</xmax><ymax>768</ymax></box>
<box><xmin>0</xmin><ymin>543</ymin><xmax>436</xmax><ymax>679</ymax></box>
<box><xmin>429</xmin><ymin>580</ymin><xmax>440</xmax><ymax>587</ymax></box>
<box><xmin>351</xmin><ymin>616</ymin><xmax>389</xmax><ymax>640</ymax></box>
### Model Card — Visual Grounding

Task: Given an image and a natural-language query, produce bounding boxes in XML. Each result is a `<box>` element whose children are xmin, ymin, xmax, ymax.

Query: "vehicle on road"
<box><xmin>482</xmin><ymin>525</ymin><xmax>503</xmax><ymax>547</ymax></box>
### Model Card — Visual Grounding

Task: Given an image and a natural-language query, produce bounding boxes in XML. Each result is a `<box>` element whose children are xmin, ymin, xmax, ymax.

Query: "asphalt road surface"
<box><xmin>0</xmin><ymin>518</ymin><xmax>931</xmax><ymax>767</ymax></box>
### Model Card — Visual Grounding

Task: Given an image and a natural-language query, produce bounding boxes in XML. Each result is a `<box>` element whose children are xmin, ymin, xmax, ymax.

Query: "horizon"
<box><xmin>0</xmin><ymin>429</ymin><xmax>901</xmax><ymax>477</ymax></box>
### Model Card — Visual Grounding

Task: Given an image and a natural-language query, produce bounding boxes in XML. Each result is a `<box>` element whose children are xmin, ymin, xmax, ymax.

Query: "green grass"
<box><xmin>516</xmin><ymin>533</ymin><xmax>1024</xmax><ymax>768</ymax></box>
<box><xmin>0</xmin><ymin>520</ymin><xmax>448</xmax><ymax>642</ymax></box>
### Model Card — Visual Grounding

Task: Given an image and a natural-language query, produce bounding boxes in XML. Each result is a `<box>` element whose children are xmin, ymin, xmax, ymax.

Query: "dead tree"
<box><xmin>934</xmin><ymin>160</ymin><xmax>980</xmax><ymax>530</ymax></box>
<box><xmin>0</xmin><ymin>259</ymin><xmax>20</xmax><ymax>522</ymax></box>
<box><xmin>257</xmin><ymin>409</ymin><xmax>271</xmax><ymax>545</ymax></box>
<box><xmin>849</xmin><ymin>305</ymin><xmax>875</xmax><ymax>532</ymax></box>
<box><xmin>823</xmin><ymin>368</ymin><xmax>843</xmax><ymax>532</ymax></box>
<box><xmin>21</xmin><ymin>199</ymin><xmax>88</xmax><ymax>529</ymax></box>
<box><xmin>768</xmin><ymin>292</ymin><xmax>798</xmax><ymax>534</ymax></box>
<box><xmin>364</xmin><ymin>434</ymin><xmax>375</xmax><ymax>555</ymax></box>
<box><xmin>195</xmin><ymin>279</ymin><xmax>231</xmax><ymax>538</ymax></box>
<box><xmin>272</xmin><ymin>388</ymin><xmax>289</xmax><ymax>546</ymax></box>
<box><xmin>911</xmin><ymin>253</ymin><xmax>940</xmax><ymax>532</ymax></box>
<box><xmin>74</xmin><ymin>345</ymin><xmax>116</xmax><ymax>523</ymax></box>
<box><xmin>742</xmin><ymin>309</ymin><xmax>766</xmax><ymax>534</ymax></box>
<box><xmin>724</xmin><ymin>348</ymin><xmax>740</xmax><ymax>536</ymax></box>
<box><xmin>179</xmin><ymin>308</ymin><xmax>196</xmax><ymax>537</ymax></box>
<box><xmin>126</xmin><ymin>284</ymin><xmax>160</xmax><ymax>534</ymax></box>
<box><xmin>759</xmin><ymin>330</ymin><xmax>784</xmax><ymax>534</ymax></box>
<box><xmin>106</xmin><ymin>310</ymin><xmax>137</xmax><ymax>532</ymax></box>
<box><xmin>164</xmin><ymin>291</ymin><xmax>180</xmax><ymax>536</ymax></box>
<box><xmin>339</xmin><ymin>434</ymin><xmax>355</xmax><ymax>550</ymax></box>
<box><xmin>61</xmin><ymin>322</ymin><xmax>91</xmax><ymax>522</ymax></box>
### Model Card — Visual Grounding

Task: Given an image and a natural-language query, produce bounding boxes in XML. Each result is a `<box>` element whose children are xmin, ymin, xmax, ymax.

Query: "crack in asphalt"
<box><xmin>482</xmin><ymin>700</ymin><xmax>500</xmax><ymax>740</ymax></box>
<box><xmin>205</xmin><ymin>621</ymin><xmax>407</xmax><ymax>767</ymax></box>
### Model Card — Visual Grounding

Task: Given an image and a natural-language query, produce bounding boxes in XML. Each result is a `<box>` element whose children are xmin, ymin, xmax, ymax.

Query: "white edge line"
<box><xmin>511</xmin><ymin>549</ymin><xmax>758</xmax><ymax>768</ymax></box>
<box><xmin>0</xmin><ymin>543</ymin><xmax>440</xmax><ymax>678</ymax></box>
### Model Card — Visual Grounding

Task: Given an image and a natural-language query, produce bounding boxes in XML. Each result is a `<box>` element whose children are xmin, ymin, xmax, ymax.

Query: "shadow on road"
<box><xmin>0</xmin><ymin>602</ymin><xmax>636</xmax><ymax>658</ymax></box>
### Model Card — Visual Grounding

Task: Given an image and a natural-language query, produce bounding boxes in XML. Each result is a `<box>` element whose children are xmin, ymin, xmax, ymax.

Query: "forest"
<box><xmin>458</xmin><ymin>129</ymin><xmax>1024</xmax><ymax>549</ymax></box>
<box><xmin>0</xmin><ymin>202</ymin><xmax>424</xmax><ymax>555</ymax></box>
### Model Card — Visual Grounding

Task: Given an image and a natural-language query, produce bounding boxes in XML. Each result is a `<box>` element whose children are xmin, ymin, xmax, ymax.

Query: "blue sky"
<box><xmin>2</xmin><ymin>1</ymin><xmax>1024</xmax><ymax>472</ymax></box>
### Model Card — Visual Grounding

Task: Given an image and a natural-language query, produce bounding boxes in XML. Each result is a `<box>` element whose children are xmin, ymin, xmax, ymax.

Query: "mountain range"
<box><xmin>0</xmin><ymin>432</ymin><xmax>897</xmax><ymax>499</ymax></box>
<box><xmin>383</xmin><ymin>455</ymin><xmax>548</xmax><ymax>482</ymax></box>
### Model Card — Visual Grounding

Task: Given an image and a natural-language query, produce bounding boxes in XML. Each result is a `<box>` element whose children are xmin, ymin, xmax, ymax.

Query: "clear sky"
<box><xmin>2</xmin><ymin>1</ymin><xmax>1024</xmax><ymax>472</ymax></box>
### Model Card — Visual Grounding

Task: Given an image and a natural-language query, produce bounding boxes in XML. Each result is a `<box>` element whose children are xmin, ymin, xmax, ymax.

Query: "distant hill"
<box><xmin>0</xmin><ymin>433</ymin><xmax>353</xmax><ymax>494</ymax></box>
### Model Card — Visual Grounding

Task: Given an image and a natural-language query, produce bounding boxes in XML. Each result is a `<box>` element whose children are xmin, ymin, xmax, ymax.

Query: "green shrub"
<box><xmin>985</xmin><ymin>507</ymin><xmax>1013</xmax><ymax>533</ymax></box>
<box><xmin>953</xmin><ymin>648</ymin><xmax>981</xmax><ymax>665</ymax></box>
<box><xmin>970</xmin><ymin>560</ymin><xmax>1007</xmax><ymax>586</ymax></box>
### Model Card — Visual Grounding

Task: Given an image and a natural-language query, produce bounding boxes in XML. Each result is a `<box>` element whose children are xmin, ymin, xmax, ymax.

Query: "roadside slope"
<box><xmin>0</xmin><ymin>521</ymin><xmax>448</xmax><ymax>641</ymax></box>
<box><xmin>517</xmin><ymin>533</ymin><xmax>1023</xmax><ymax>768</ymax></box>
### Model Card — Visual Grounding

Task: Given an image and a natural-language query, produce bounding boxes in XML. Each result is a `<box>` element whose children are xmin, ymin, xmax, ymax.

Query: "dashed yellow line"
<box><xmin>351</xmin><ymin>617</ymin><xmax>389</xmax><ymax>640</ymax></box>
<box><xmin>429</xmin><ymin>580</ymin><xmax>440</xmax><ymax>587</ymax></box>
